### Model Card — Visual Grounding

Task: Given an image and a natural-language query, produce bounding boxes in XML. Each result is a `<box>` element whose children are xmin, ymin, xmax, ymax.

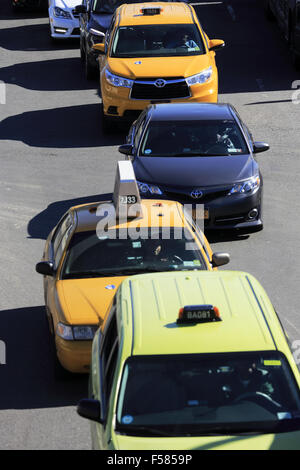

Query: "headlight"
<box><xmin>73</xmin><ymin>326</ymin><xmax>98</xmax><ymax>341</ymax></box>
<box><xmin>56</xmin><ymin>323</ymin><xmax>98</xmax><ymax>341</ymax></box>
<box><xmin>105</xmin><ymin>69</ymin><xmax>134</xmax><ymax>88</ymax></box>
<box><xmin>228</xmin><ymin>176</ymin><xmax>260</xmax><ymax>195</ymax></box>
<box><xmin>186</xmin><ymin>66</ymin><xmax>212</xmax><ymax>86</ymax></box>
<box><xmin>56</xmin><ymin>323</ymin><xmax>74</xmax><ymax>340</ymax></box>
<box><xmin>53</xmin><ymin>7</ymin><xmax>72</xmax><ymax>19</ymax></box>
<box><xmin>137</xmin><ymin>181</ymin><xmax>163</xmax><ymax>195</ymax></box>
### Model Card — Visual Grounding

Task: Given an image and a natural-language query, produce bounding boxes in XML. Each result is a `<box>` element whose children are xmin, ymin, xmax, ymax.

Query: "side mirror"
<box><xmin>211</xmin><ymin>252</ymin><xmax>230</xmax><ymax>268</ymax></box>
<box><xmin>77</xmin><ymin>399</ymin><xmax>103</xmax><ymax>423</ymax></box>
<box><xmin>74</xmin><ymin>5</ymin><xmax>87</xmax><ymax>14</ymax></box>
<box><xmin>35</xmin><ymin>261</ymin><xmax>55</xmax><ymax>276</ymax></box>
<box><xmin>208</xmin><ymin>39</ymin><xmax>225</xmax><ymax>52</ymax></box>
<box><xmin>253</xmin><ymin>142</ymin><xmax>270</xmax><ymax>154</ymax></box>
<box><xmin>92</xmin><ymin>43</ymin><xmax>105</xmax><ymax>55</ymax></box>
<box><xmin>118</xmin><ymin>144</ymin><xmax>134</xmax><ymax>156</ymax></box>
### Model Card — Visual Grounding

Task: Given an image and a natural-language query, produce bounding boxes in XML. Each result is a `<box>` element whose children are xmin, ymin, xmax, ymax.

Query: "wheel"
<box><xmin>51</xmin><ymin>337</ymin><xmax>73</xmax><ymax>380</ymax></box>
<box><xmin>292</xmin><ymin>51</ymin><xmax>300</xmax><ymax>71</ymax></box>
<box><xmin>80</xmin><ymin>37</ymin><xmax>85</xmax><ymax>63</ymax></box>
<box><xmin>264</xmin><ymin>0</ymin><xmax>275</xmax><ymax>21</ymax></box>
<box><xmin>101</xmin><ymin>104</ymin><xmax>113</xmax><ymax>133</ymax></box>
<box><xmin>85</xmin><ymin>48</ymin><xmax>97</xmax><ymax>80</ymax></box>
<box><xmin>291</xmin><ymin>33</ymin><xmax>300</xmax><ymax>70</ymax></box>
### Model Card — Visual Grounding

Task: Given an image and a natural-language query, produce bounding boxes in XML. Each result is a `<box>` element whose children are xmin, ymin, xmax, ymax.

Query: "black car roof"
<box><xmin>148</xmin><ymin>103</ymin><xmax>234</xmax><ymax>121</ymax></box>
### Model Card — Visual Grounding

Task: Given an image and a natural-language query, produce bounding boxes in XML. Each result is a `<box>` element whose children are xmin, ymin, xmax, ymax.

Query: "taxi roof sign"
<box><xmin>141</xmin><ymin>6</ymin><xmax>162</xmax><ymax>15</ymax></box>
<box><xmin>177</xmin><ymin>305</ymin><xmax>221</xmax><ymax>325</ymax></box>
<box><xmin>113</xmin><ymin>161</ymin><xmax>142</xmax><ymax>220</ymax></box>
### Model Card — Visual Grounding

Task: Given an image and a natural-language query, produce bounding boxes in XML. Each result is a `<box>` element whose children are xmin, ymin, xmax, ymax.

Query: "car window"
<box><xmin>116</xmin><ymin>351</ymin><xmax>300</xmax><ymax>436</ymax></box>
<box><xmin>61</xmin><ymin>227</ymin><xmax>207</xmax><ymax>279</ymax></box>
<box><xmin>92</xmin><ymin>0</ymin><xmax>143</xmax><ymax>14</ymax></box>
<box><xmin>101</xmin><ymin>313</ymin><xmax>119</xmax><ymax>403</ymax></box>
<box><xmin>52</xmin><ymin>213</ymin><xmax>73</xmax><ymax>256</ymax></box>
<box><xmin>111</xmin><ymin>24</ymin><xmax>205</xmax><ymax>58</ymax></box>
<box><xmin>139</xmin><ymin>120</ymin><xmax>249</xmax><ymax>157</ymax></box>
<box><xmin>134</xmin><ymin>115</ymin><xmax>147</xmax><ymax>150</ymax></box>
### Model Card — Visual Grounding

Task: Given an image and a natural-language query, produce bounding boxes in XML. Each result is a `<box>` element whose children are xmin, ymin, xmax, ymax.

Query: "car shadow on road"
<box><xmin>0</xmin><ymin>58</ymin><xmax>95</xmax><ymax>91</ymax></box>
<box><xmin>0</xmin><ymin>305</ymin><xmax>88</xmax><ymax>410</ymax></box>
<box><xmin>0</xmin><ymin>104</ymin><xmax>127</xmax><ymax>148</ymax></box>
<box><xmin>27</xmin><ymin>193</ymin><xmax>113</xmax><ymax>240</ymax></box>
<box><xmin>0</xmin><ymin>23</ymin><xmax>79</xmax><ymax>52</ymax></box>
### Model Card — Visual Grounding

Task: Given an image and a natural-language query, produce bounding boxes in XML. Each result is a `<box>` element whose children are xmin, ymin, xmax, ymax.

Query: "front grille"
<box><xmin>165</xmin><ymin>190</ymin><xmax>229</xmax><ymax>204</ymax></box>
<box><xmin>131</xmin><ymin>79</ymin><xmax>189</xmax><ymax>100</ymax></box>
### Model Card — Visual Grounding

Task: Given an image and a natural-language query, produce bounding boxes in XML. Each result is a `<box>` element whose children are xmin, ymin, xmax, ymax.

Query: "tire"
<box><xmin>264</xmin><ymin>0</ymin><xmax>275</xmax><ymax>21</ymax></box>
<box><xmin>101</xmin><ymin>104</ymin><xmax>113</xmax><ymax>133</ymax></box>
<box><xmin>51</xmin><ymin>337</ymin><xmax>73</xmax><ymax>380</ymax></box>
<box><xmin>292</xmin><ymin>50</ymin><xmax>300</xmax><ymax>71</ymax></box>
<box><xmin>80</xmin><ymin>38</ymin><xmax>85</xmax><ymax>63</ymax></box>
<box><xmin>85</xmin><ymin>49</ymin><xmax>97</xmax><ymax>80</ymax></box>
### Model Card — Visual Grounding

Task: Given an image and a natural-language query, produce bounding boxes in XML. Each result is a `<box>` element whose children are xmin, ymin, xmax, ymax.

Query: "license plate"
<box><xmin>192</xmin><ymin>208</ymin><xmax>209</xmax><ymax>220</ymax></box>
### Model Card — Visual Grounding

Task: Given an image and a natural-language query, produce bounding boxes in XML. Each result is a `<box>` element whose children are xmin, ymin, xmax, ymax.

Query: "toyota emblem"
<box><xmin>190</xmin><ymin>189</ymin><xmax>203</xmax><ymax>199</ymax></box>
<box><xmin>154</xmin><ymin>79</ymin><xmax>166</xmax><ymax>88</ymax></box>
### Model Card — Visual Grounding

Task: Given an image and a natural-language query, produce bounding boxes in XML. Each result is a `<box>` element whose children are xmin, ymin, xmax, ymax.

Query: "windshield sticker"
<box><xmin>132</xmin><ymin>241</ymin><xmax>142</xmax><ymax>248</ymax></box>
<box><xmin>105</xmin><ymin>284</ymin><xmax>116</xmax><ymax>290</ymax></box>
<box><xmin>144</xmin><ymin>149</ymin><xmax>152</xmax><ymax>154</ymax></box>
<box><xmin>122</xmin><ymin>415</ymin><xmax>134</xmax><ymax>424</ymax></box>
<box><xmin>264</xmin><ymin>360</ymin><xmax>282</xmax><ymax>366</ymax></box>
<box><xmin>193</xmin><ymin>260</ymin><xmax>201</xmax><ymax>266</ymax></box>
<box><xmin>277</xmin><ymin>412</ymin><xmax>292</xmax><ymax>420</ymax></box>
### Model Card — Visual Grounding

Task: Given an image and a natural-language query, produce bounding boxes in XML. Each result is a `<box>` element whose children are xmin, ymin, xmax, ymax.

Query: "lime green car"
<box><xmin>77</xmin><ymin>270</ymin><xmax>300</xmax><ymax>450</ymax></box>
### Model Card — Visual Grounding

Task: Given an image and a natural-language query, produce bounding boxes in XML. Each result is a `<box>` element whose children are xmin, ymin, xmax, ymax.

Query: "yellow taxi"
<box><xmin>78</xmin><ymin>270</ymin><xmax>300</xmax><ymax>450</ymax></box>
<box><xmin>93</xmin><ymin>2</ymin><xmax>224</xmax><ymax>130</ymax></box>
<box><xmin>35</xmin><ymin>161</ymin><xmax>229</xmax><ymax>376</ymax></box>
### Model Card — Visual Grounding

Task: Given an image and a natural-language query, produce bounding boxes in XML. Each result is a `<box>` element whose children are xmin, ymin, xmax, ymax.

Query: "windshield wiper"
<box><xmin>167</xmin><ymin>152</ymin><xmax>229</xmax><ymax>157</ymax></box>
<box><xmin>116</xmin><ymin>425</ymin><xmax>178</xmax><ymax>437</ymax></box>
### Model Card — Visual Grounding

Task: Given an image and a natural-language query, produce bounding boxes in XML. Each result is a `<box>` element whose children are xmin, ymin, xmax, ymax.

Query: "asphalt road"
<box><xmin>0</xmin><ymin>0</ymin><xmax>299</xmax><ymax>450</ymax></box>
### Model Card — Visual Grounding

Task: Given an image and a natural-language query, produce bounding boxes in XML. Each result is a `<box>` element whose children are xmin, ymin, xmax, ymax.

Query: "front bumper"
<box><xmin>101</xmin><ymin>75</ymin><xmax>218</xmax><ymax>120</ymax></box>
<box><xmin>55</xmin><ymin>335</ymin><xmax>92</xmax><ymax>373</ymax></box>
<box><xmin>140</xmin><ymin>187</ymin><xmax>263</xmax><ymax>232</ymax></box>
<box><xmin>49</xmin><ymin>13</ymin><xmax>80</xmax><ymax>39</ymax></box>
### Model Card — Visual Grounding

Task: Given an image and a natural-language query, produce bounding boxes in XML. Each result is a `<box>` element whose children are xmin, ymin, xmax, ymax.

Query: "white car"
<box><xmin>48</xmin><ymin>0</ymin><xmax>81</xmax><ymax>40</ymax></box>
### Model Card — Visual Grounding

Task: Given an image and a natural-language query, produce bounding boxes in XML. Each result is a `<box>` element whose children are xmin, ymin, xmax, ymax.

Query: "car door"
<box><xmin>92</xmin><ymin>308</ymin><xmax>119</xmax><ymax>449</ymax></box>
<box><xmin>44</xmin><ymin>213</ymin><xmax>74</xmax><ymax>327</ymax></box>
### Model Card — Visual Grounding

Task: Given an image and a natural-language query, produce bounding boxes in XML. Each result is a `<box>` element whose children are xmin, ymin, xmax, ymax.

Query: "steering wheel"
<box><xmin>233</xmin><ymin>391</ymin><xmax>282</xmax><ymax>409</ymax></box>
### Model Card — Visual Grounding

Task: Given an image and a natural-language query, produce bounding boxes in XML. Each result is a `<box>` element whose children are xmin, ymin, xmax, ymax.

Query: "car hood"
<box><xmin>112</xmin><ymin>430</ymin><xmax>300</xmax><ymax>450</ymax></box>
<box><xmin>56</xmin><ymin>277</ymin><xmax>126</xmax><ymax>325</ymax></box>
<box><xmin>90</xmin><ymin>12</ymin><xmax>113</xmax><ymax>32</ymax></box>
<box><xmin>107</xmin><ymin>54</ymin><xmax>212</xmax><ymax>79</ymax></box>
<box><xmin>133</xmin><ymin>155</ymin><xmax>254</xmax><ymax>188</ymax></box>
<box><xmin>53</xmin><ymin>0</ymin><xmax>81</xmax><ymax>9</ymax></box>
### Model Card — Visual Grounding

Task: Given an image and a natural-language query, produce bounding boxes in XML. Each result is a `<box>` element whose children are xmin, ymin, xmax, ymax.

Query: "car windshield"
<box><xmin>116</xmin><ymin>352</ymin><xmax>300</xmax><ymax>436</ymax></box>
<box><xmin>139</xmin><ymin>120</ymin><xmax>249</xmax><ymax>157</ymax></box>
<box><xmin>92</xmin><ymin>0</ymin><xmax>141</xmax><ymax>14</ymax></box>
<box><xmin>111</xmin><ymin>24</ymin><xmax>205</xmax><ymax>58</ymax></box>
<box><xmin>62</xmin><ymin>227</ymin><xmax>206</xmax><ymax>279</ymax></box>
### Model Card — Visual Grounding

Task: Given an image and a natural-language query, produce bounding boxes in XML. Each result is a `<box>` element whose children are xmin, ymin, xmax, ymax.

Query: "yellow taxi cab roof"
<box><xmin>119</xmin><ymin>270</ymin><xmax>289</xmax><ymax>357</ymax></box>
<box><xmin>117</xmin><ymin>2</ymin><xmax>195</xmax><ymax>26</ymax></box>
<box><xmin>72</xmin><ymin>199</ymin><xmax>190</xmax><ymax>232</ymax></box>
